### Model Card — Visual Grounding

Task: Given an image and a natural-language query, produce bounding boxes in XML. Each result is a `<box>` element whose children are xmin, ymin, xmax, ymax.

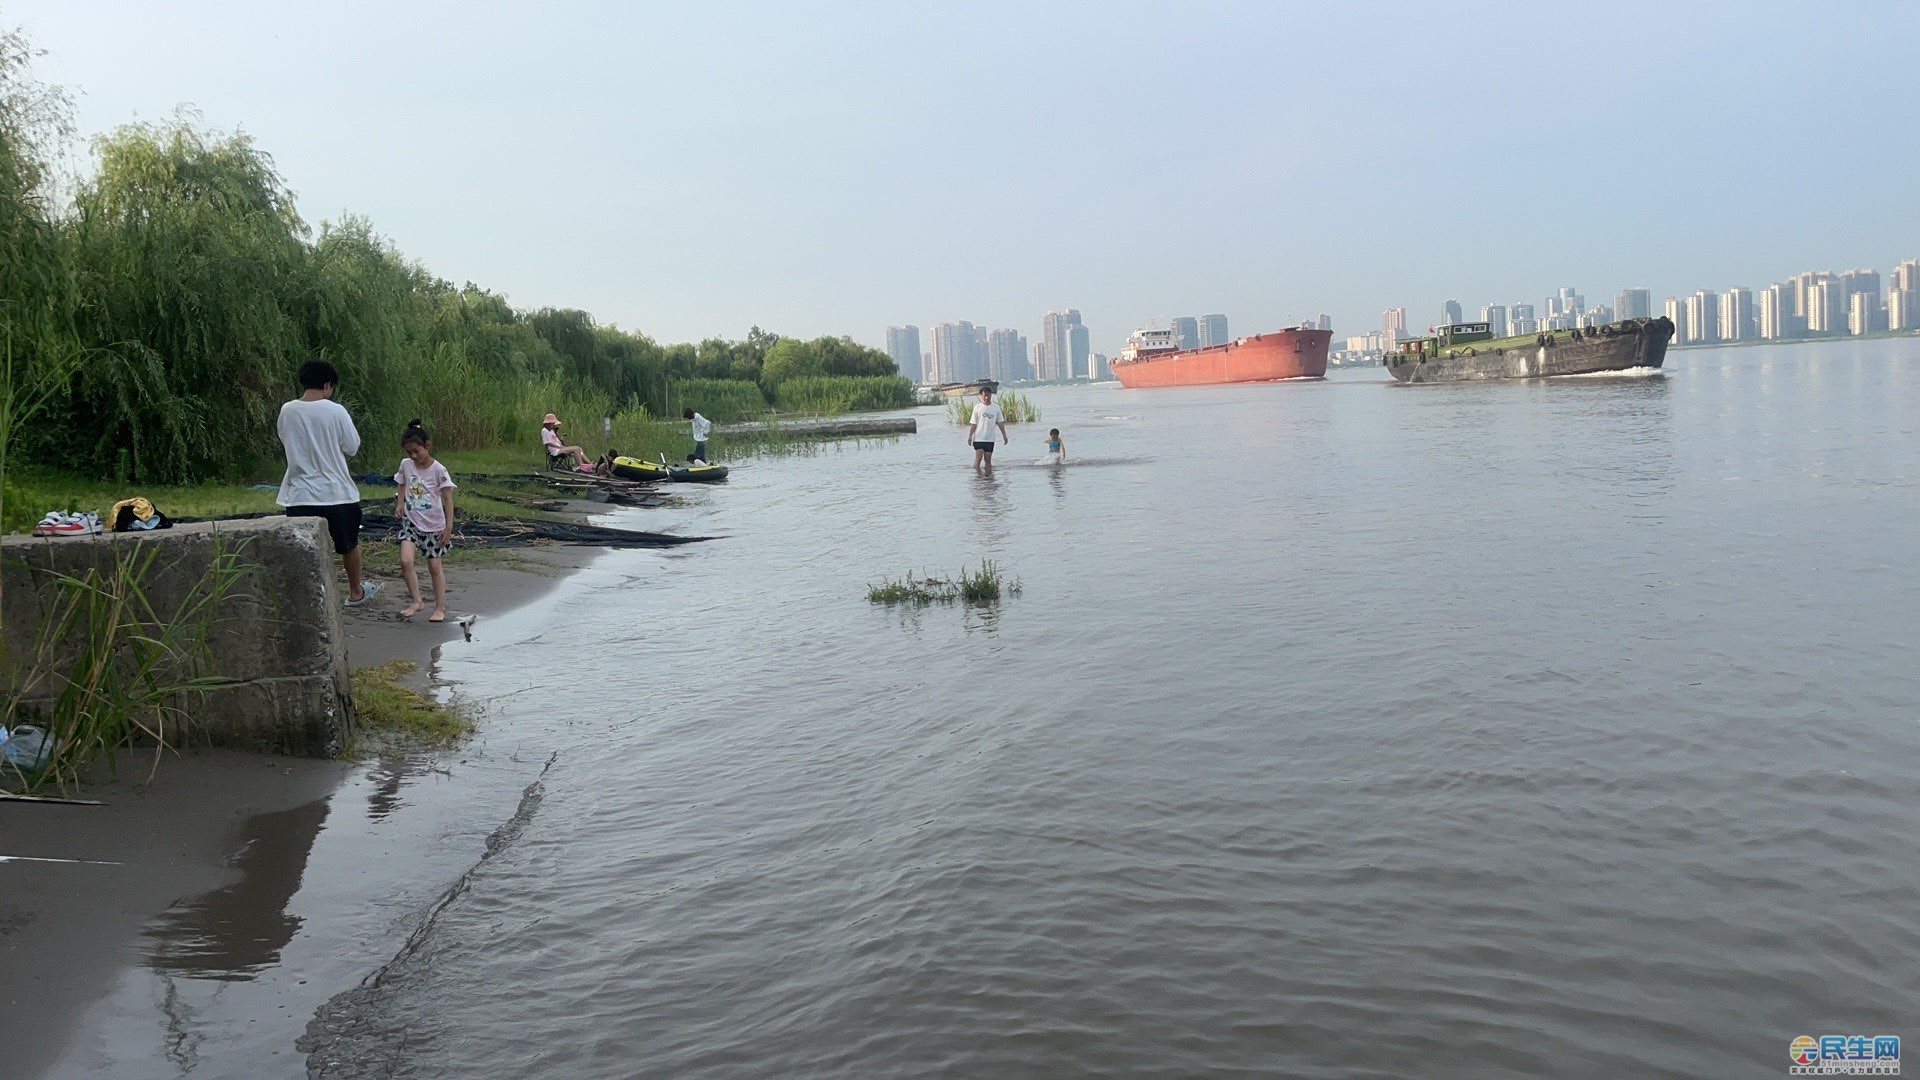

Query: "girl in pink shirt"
<box><xmin>393</xmin><ymin>419</ymin><xmax>458</xmax><ymax>622</ymax></box>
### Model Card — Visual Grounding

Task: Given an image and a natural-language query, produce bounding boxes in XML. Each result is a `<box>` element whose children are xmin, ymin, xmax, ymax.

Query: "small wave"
<box><xmin>1552</xmin><ymin>367</ymin><xmax>1667</xmax><ymax>379</ymax></box>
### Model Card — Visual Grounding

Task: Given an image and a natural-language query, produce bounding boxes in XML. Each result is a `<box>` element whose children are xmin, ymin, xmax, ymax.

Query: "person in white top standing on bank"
<box><xmin>277</xmin><ymin>359</ymin><xmax>377</xmax><ymax>606</ymax></box>
<box><xmin>684</xmin><ymin>407</ymin><xmax>712</xmax><ymax>463</ymax></box>
<box><xmin>967</xmin><ymin>387</ymin><xmax>1008</xmax><ymax>473</ymax></box>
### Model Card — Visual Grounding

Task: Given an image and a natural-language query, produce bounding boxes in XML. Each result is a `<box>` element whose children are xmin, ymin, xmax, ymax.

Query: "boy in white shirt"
<box><xmin>966</xmin><ymin>387</ymin><xmax>1008</xmax><ymax>473</ymax></box>
<box><xmin>277</xmin><ymin>359</ymin><xmax>377</xmax><ymax>606</ymax></box>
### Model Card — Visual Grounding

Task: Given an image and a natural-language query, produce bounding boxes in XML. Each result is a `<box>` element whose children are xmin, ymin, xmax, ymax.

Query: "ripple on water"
<box><xmin>307</xmin><ymin>354</ymin><xmax>1920</xmax><ymax>1078</ymax></box>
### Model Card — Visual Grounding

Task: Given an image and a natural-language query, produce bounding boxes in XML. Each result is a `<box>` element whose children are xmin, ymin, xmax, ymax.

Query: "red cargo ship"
<box><xmin>1110</xmin><ymin>325</ymin><xmax>1332</xmax><ymax>388</ymax></box>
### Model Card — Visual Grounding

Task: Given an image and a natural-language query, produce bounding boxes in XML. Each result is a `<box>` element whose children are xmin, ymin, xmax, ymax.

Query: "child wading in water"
<box><xmin>394</xmin><ymin>420</ymin><xmax>458</xmax><ymax>622</ymax></box>
<box><xmin>1045</xmin><ymin>428</ymin><xmax>1066</xmax><ymax>464</ymax></box>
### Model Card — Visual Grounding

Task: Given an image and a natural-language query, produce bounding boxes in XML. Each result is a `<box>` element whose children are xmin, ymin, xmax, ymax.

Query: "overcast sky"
<box><xmin>15</xmin><ymin>0</ymin><xmax>1919</xmax><ymax>352</ymax></box>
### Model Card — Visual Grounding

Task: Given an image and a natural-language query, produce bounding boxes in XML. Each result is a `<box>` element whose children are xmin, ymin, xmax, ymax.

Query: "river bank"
<box><xmin>2</xmin><ymin>545</ymin><xmax>595</xmax><ymax>1079</ymax></box>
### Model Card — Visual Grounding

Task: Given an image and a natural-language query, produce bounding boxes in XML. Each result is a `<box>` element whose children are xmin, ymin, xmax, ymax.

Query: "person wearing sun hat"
<box><xmin>541</xmin><ymin>412</ymin><xmax>590</xmax><ymax>468</ymax></box>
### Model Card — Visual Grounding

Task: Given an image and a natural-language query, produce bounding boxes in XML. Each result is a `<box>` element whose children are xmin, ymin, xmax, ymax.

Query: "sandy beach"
<box><xmin>1</xmin><ymin>546</ymin><xmax>595</xmax><ymax>1079</ymax></box>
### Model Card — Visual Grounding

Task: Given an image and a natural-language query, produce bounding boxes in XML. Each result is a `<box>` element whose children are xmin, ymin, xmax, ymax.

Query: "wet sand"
<box><xmin>0</xmin><ymin>546</ymin><xmax>594</xmax><ymax>1079</ymax></box>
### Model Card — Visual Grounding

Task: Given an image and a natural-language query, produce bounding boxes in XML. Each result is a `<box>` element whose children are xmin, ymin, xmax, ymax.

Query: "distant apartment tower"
<box><xmin>1890</xmin><ymin>288</ymin><xmax>1920</xmax><ymax>331</ymax></box>
<box><xmin>886</xmin><ymin>325</ymin><xmax>922</xmax><ymax>382</ymax></box>
<box><xmin>1039</xmin><ymin>309</ymin><xmax>1085</xmax><ymax>382</ymax></box>
<box><xmin>1791</xmin><ymin>270</ymin><xmax>1835</xmax><ymax>320</ymax></box>
<box><xmin>1509</xmin><ymin>302</ymin><xmax>1537</xmax><ymax>336</ymax></box>
<box><xmin>1559</xmin><ymin>287</ymin><xmax>1583</xmax><ymax>314</ymax></box>
<box><xmin>1577</xmin><ymin>305</ymin><xmax>1613</xmax><ymax>329</ymax></box>
<box><xmin>1382</xmin><ymin>307</ymin><xmax>1407</xmax><ymax>345</ymax></box>
<box><xmin>986</xmin><ymin>328</ymin><xmax>1029</xmax><ymax>383</ymax></box>
<box><xmin>1840</xmin><ymin>269</ymin><xmax>1881</xmax><ymax>303</ymax></box>
<box><xmin>1760</xmin><ymin>283</ymin><xmax>1798</xmax><ymax>339</ymax></box>
<box><xmin>929</xmin><ymin>321</ymin><xmax>988</xmax><ymax>383</ymax></box>
<box><xmin>1069</xmin><ymin>323</ymin><xmax>1091</xmax><ymax>378</ymax></box>
<box><xmin>1615</xmin><ymin>288</ymin><xmax>1652</xmax><ymax>321</ymax></box>
<box><xmin>1720</xmin><ymin>287</ymin><xmax>1753</xmax><ymax>343</ymax></box>
<box><xmin>1198</xmin><ymin>313</ymin><xmax>1229</xmax><ymax>347</ymax></box>
<box><xmin>1440</xmin><ymin>299</ymin><xmax>1463</xmax><ymax>326</ymax></box>
<box><xmin>1807</xmin><ymin>279</ymin><xmax>1845</xmax><ymax>333</ymax></box>
<box><xmin>1312</xmin><ymin>314</ymin><xmax>1332</xmax><ymax>332</ymax></box>
<box><xmin>1686</xmin><ymin>289</ymin><xmax>1720</xmax><ymax>344</ymax></box>
<box><xmin>1482</xmin><ymin>304</ymin><xmax>1509</xmax><ymax>338</ymax></box>
<box><xmin>1664</xmin><ymin>296</ymin><xmax>1689</xmax><ymax>345</ymax></box>
<box><xmin>1849</xmin><ymin>291</ymin><xmax>1878</xmax><ymax>335</ymax></box>
<box><xmin>1171</xmin><ymin>316</ymin><xmax>1199</xmax><ymax>351</ymax></box>
<box><xmin>1090</xmin><ymin>352</ymin><xmax>1111</xmax><ymax>381</ymax></box>
<box><xmin>1890</xmin><ymin>259</ymin><xmax>1920</xmax><ymax>330</ymax></box>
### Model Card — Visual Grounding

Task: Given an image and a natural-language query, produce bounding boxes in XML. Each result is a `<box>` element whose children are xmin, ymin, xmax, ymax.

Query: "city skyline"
<box><xmin>14</xmin><ymin>4</ymin><xmax>1917</xmax><ymax>359</ymax></box>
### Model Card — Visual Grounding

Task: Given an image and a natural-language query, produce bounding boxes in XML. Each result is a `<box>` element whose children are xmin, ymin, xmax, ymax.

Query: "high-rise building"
<box><xmin>1688</xmin><ymin>289</ymin><xmax>1721</xmax><ymax>343</ymax></box>
<box><xmin>1889</xmin><ymin>288</ymin><xmax>1920</xmax><ymax>331</ymax></box>
<box><xmin>1849</xmin><ymin>291</ymin><xmax>1877</xmax><ymax>335</ymax></box>
<box><xmin>1090</xmin><ymin>353</ymin><xmax>1111</xmax><ymax>381</ymax></box>
<box><xmin>1171</xmin><ymin>316</ymin><xmax>1199</xmax><ymax>351</ymax></box>
<box><xmin>1069</xmin><ymin>323</ymin><xmax>1091</xmax><ymax>379</ymax></box>
<box><xmin>1840</xmin><ymin>269</ymin><xmax>1881</xmax><ymax>303</ymax></box>
<box><xmin>986</xmin><ymin>328</ymin><xmax>1028</xmax><ymax>383</ymax></box>
<box><xmin>930</xmin><ymin>321</ymin><xmax>988</xmax><ymax>383</ymax></box>
<box><xmin>1893</xmin><ymin>259</ymin><xmax>1920</xmax><ymax>294</ymax></box>
<box><xmin>1312</xmin><ymin>314</ymin><xmax>1332</xmax><ymax>332</ymax></box>
<box><xmin>1615</xmin><ymin>288</ymin><xmax>1652</xmax><ymax>321</ymax></box>
<box><xmin>1577</xmin><ymin>305</ymin><xmax>1613</xmax><ymax>329</ymax></box>
<box><xmin>1808</xmin><ymin>279</ymin><xmax>1845</xmax><ymax>333</ymax></box>
<box><xmin>1482</xmin><ymin>304</ymin><xmax>1509</xmax><ymax>338</ymax></box>
<box><xmin>1039</xmin><ymin>309</ymin><xmax>1084</xmax><ymax>382</ymax></box>
<box><xmin>1441</xmin><ymin>299</ymin><xmax>1463</xmax><ymax>326</ymax></box>
<box><xmin>1761</xmin><ymin>283</ymin><xmax>1798</xmax><ymax>339</ymax></box>
<box><xmin>1720</xmin><ymin>287</ymin><xmax>1753</xmax><ymax>343</ymax></box>
<box><xmin>886</xmin><ymin>325</ymin><xmax>922</xmax><ymax>382</ymax></box>
<box><xmin>1509</xmin><ymin>302</ymin><xmax>1537</xmax><ymax>336</ymax></box>
<box><xmin>1665</xmin><ymin>296</ymin><xmax>1689</xmax><ymax>345</ymax></box>
<box><xmin>1198</xmin><ymin>313</ymin><xmax>1229</xmax><ymax>347</ymax></box>
<box><xmin>1382</xmin><ymin>307</ymin><xmax>1407</xmax><ymax>345</ymax></box>
<box><xmin>1791</xmin><ymin>270</ymin><xmax>1836</xmax><ymax>319</ymax></box>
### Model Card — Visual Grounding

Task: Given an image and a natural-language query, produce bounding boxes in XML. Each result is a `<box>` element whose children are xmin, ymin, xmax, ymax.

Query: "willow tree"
<box><xmin>66</xmin><ymin>118</ymin><xmax>312</xmax><ymax>481</ymax></box>
<box><xmin>0</xmin><ymin>27</ymin><xmax>83</xmax><ymax>528</ymax></box>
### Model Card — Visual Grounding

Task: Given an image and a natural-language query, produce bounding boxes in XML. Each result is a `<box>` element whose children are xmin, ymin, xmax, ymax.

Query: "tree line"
<box><xmin>0</xmin><ymin>29</ymin><xmax>898</xmax><ymax>483</ymax></box>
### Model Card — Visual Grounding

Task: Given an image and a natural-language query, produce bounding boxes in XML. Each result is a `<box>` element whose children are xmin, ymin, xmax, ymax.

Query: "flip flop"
<box><xmin>428</xmin><ymin>612</ymin><xmax>445</xmax><ymax>623</ymax></box>
<box><xmin>344</xmin><ymin>582</ymin><xmax>382</xmax><ymax>608</ymax></box>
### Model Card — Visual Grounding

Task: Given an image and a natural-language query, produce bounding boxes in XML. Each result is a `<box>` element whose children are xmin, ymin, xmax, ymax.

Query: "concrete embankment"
<box><xmin>715</xmin><ymin>415</ymin><xmax>917</xmax><ymax>438</ymax></box>
<box><xmin>1</xmin><ymin>516</ymin><xmax>353</xmax><ymax>757</ymax></box>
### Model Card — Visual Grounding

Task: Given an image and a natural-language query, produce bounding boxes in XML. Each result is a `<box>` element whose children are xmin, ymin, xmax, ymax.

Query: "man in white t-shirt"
<box><xmin>277</xmin><ymin>359</ymin><xmax>377</xmax><ymax>606</ymax></box>
<box><xmin>967</xmin><ymin>387</ymin><xmax>1008</xmax><ymax>473</ymax></box>
<box><xmin>684</xmin><ymin>407</ymin><xmax>713</xmax><ymax>463</ymax></box>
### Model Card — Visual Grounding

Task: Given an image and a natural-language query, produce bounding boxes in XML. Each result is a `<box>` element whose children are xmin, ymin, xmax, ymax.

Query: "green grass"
<box><xmin>349</xmin><ymin>660</ymin><xmax>475</xmax><ymax>753</ymax></box>
<box><xmin>868</xmin><ymin>562</ymin><xmax>1017</xmax><ymax>606</ymax></box>
<box><xmin>776</xmin><ymin>375</ymin><xmax>915</xmax><ymax>415</ymax></box>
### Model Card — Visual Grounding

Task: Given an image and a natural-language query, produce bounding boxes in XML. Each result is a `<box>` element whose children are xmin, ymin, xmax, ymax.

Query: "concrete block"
<box><xmin>2</xmin><ymin>517</ymin><xmax>353</xmax><ymax>757</ymax></box>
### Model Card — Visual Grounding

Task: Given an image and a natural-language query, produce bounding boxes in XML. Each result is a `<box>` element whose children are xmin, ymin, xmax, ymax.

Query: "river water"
<box><xmin>304</xmin><ymin>340</ymin><xmax>1918</xmax><ymax>1078</ymax></box>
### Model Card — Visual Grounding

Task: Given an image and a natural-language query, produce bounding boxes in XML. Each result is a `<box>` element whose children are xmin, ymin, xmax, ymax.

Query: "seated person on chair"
<box><xmin>541</xmin><ymin>413</ymin><xmax>590</xmax><ymax>468</ymax></box>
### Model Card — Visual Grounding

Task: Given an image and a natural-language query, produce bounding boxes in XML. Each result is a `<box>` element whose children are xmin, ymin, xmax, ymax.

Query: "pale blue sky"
<box><xmin>16</xmin><ymin>1</ymin><xmax>1918</xmax><ymax>352</ymax></box>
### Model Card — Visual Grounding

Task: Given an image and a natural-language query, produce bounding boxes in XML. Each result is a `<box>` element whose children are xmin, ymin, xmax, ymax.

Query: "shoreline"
<box><xmin>2</xmin><ymin>544</ymin><xmax>597</xmax><ymax>1079</ymax></box>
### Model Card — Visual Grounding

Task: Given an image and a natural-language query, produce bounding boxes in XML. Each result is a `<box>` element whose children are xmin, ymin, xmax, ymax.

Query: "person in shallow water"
<box><xmin>967</xmin><ymin>387</ymin><xmax>1008</xmax><ymax>472</ymax></box>
<box><xmin>1044</xmin><ymin>427</ymin><xmax>1066</xmax><ymax>465</ymax></box>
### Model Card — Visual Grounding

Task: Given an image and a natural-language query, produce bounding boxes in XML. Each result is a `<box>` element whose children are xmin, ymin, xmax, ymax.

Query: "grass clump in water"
<box><xmin>946</xmin><ymin>390</ymin><xmax>1040</xmax><ymax>426</ymax></box>
<box><xmin>868</xmin><ymin>561</ymin><xmax>1016</xmax><ymax>606</ymax></box>
<box><xmin>350</xmin><ymin>661</ymin><xmax>475</xmax><ymax>751</ymax></box>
